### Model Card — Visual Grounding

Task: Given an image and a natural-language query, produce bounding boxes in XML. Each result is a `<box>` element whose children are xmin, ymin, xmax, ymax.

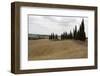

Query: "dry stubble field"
<box><xmin>28</xmin><ymin>39</ymin><xmax>87</xmax><ymax>60</ymax></box>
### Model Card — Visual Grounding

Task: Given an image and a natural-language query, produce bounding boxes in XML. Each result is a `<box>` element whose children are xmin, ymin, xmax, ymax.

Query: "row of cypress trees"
<box><xmin>61</xmin><ymin>31</ymin><xmax>73</xmax><ymax>40</ymax></box>
<box><xmin>73</xmin><ymin>19</ymin><xmax>86</xmax><ymax>41</ymax></box>
<box><xmin>49</xmin><ymin>33</ymin><xmax>58</xmax><ymax>40</ymax></box>
<box><xmin>49</xmin><ymin>19</ymin><xmax>86</xmax><ymax>41</ymax></box>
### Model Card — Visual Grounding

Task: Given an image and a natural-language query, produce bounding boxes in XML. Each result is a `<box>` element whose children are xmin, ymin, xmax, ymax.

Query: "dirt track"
<box><xmin>28</xmin><ymin>39</ymin><xmax>87</xmax><ymax>60</ymax></box>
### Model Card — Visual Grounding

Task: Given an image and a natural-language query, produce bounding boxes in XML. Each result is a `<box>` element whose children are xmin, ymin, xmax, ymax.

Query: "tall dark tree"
<box><xmin>65</xmin><ymin>32</ymin><xmax>67</xmax><ymax>39</ymax></box>
<box><xmin>63</xmin><ymin>32</ymin><xmax>66</xmax><ymax>40</ymax></box>
<box><xmin>52</xmin><ymin>33</ymin><xmax>54</xmax><ymax>40</ymax></box>
<box><xmin>61</xmin><ymin>33</ymin><xmax>64</xmax><ymax>40</ymax></box>
<box><xmin>69</xmin><ymin>31</ymin><xmax>73</xmax><ymax>39</ymax></box>
<box><xmin>61</xmin><ymin>32</ymin><xmax>64</xmax><ymax>40</ymax></box>
<box><xmin>78</xmin><ymin>19</ymin><xmax>86</xmax><ymax>41</ymax></box>
<box><xmin>51</xmin><ymin>33</ymin><xmax>52</xmax><ymax>40</ymax></box>
<box><xmin>77</xmin><ymin>30</ymin><xmax>80</xmax><ymax>40</ymax></box>
<box><xmin>73</xmin><ymin>26</ymin><xmax>77</xmax><ymax>40</ymax></box>
<box><xmin>49</xmin><ymin>34</ymin><xmax>50</xmax><ymax>40</ymax></box>
<box><xmin>55</xmin><ymin>34</ymin><xmax>58</xmax><ymax>40</ymax></box>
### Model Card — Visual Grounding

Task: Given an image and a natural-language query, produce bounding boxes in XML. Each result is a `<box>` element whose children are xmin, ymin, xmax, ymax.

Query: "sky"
<box><xmin>28</xmin><ymin>15</ymin><xmax>88</xmax><ymax>37</ymax></box>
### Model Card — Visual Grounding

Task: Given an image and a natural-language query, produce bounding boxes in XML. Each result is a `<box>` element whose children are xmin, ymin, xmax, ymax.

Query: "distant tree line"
<box><xmin>49</xmin><ymin>19</ymin><xmax>86</xmax><ymax>41</ymax></box>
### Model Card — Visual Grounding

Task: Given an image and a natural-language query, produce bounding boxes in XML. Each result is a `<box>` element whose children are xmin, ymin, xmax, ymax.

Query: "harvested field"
<box><xmin>28</xmin><ymin>39</ymin><xmax>88</xmax><ymax>60</ymax></box>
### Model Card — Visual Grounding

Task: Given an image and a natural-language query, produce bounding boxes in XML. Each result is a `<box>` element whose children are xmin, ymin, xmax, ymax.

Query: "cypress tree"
<box><xmin>49</xmin><ymin>35</ymin><xmax>51</xmax><ymax>40</ymax></box>
<box><xmin>65</xmin><ymin>32</ymin><xmax>67</xmax><ymax>39</ymax></box>
<box><xmin>52</xmin><ymin>33</ymin><xmax>54</xmax><ymax>40</ymax></box>
<box><xmin>77</xmin><ymin>19</ymin><xmax>86</xmax><ymax>41</ymax></box>
<box><xmin>61</xmin><ymin>32</ymin><xmax>64</xmax><ymax>40</ymax></box>
<box><xmin>78</xmin><ymin>19</ymin><xmax>86</xmax><ymax>41</ymax></box>
<box><xmin>55</xmin><ymin>34</ymin><xmax>58</xmax><ymax>40</ymax></box>
<box><xmin>51</xmin><ymin>33</ymin><xmax>52</xmax><ymax>40</ymax></box>
<box><xmin>74</xmin><ymin>26</ymin><xmax>77</xmax><ymax>40</ymax></box>
<box><xmin>77</xmin><ymin>30</ymin><xmax>80</xmax><ymax>40</ymax></box>
<box><xmin>63</xmin><ymin>32</ymin><xmax>65</xmax><ymax>40</ymax></box>
<box><xmin>61</xmin><ymin>34</ymin><xmax>62</xmax><ymax>40</ymax></box>
<box><xmin>69</xmin><ymin>31</ymin><xmax>72</xmax><ymax>39</ymax></box>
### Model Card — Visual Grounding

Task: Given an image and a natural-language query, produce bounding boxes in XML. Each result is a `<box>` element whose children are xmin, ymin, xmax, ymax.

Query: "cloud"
<box><xmin>28</xmin><ymin>15</ymin><xmax>88</xmax><ymax>36</ymax></box>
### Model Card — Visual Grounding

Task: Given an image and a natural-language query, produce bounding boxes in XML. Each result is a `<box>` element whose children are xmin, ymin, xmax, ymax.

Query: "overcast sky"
<box><xmin>28</xmin><ymin>15</ymin><xmax>88</xmax><ymax>37</ymax></box>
